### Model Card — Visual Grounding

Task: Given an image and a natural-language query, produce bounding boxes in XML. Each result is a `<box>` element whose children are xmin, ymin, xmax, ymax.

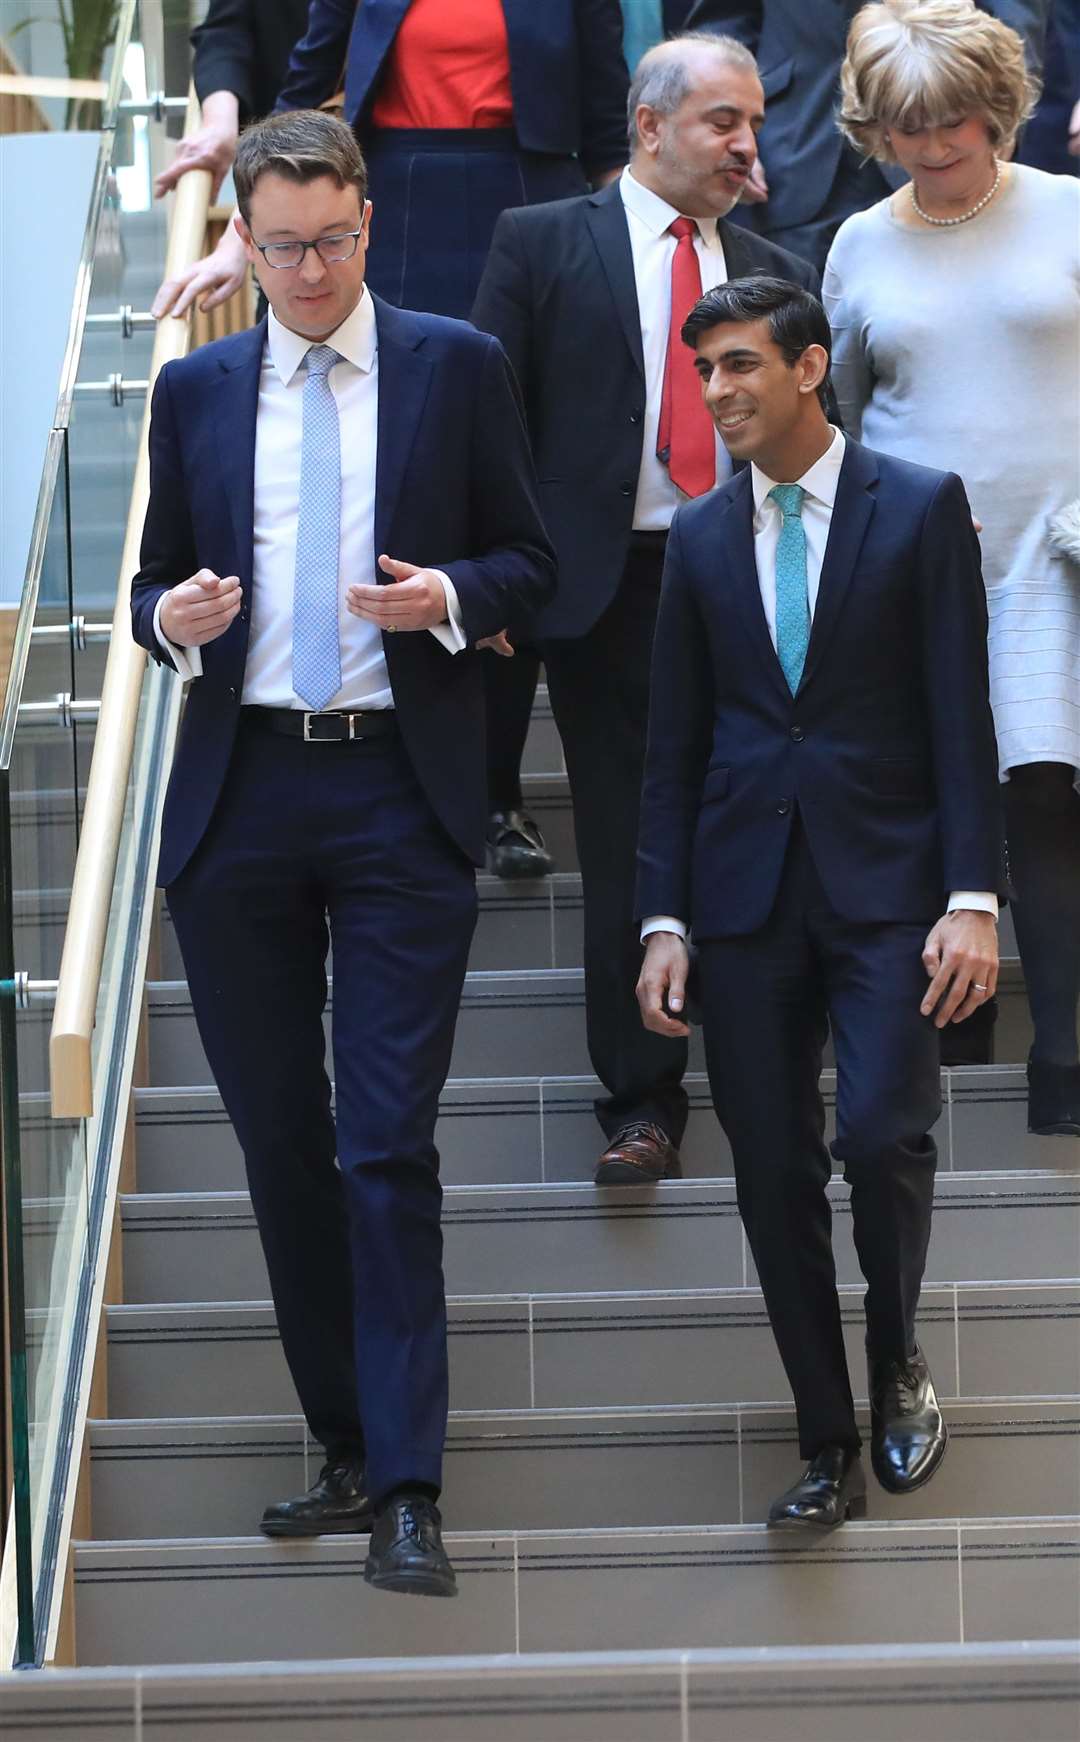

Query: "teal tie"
<box><xmin>769</xmin><ymin>483</ymin><xmax>810</xmax><ymax>695</ymax></box>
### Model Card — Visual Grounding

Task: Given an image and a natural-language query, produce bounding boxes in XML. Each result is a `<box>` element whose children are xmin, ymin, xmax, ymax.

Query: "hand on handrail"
<box><xmin>153</xmin><ymin>90</ymin><xmax>239</xmax><ymax>202</ymax></box>
<box><xmin>152</xmin><ymin>220</ymin><xmax>248</xmax><ymax>319</ymax></box>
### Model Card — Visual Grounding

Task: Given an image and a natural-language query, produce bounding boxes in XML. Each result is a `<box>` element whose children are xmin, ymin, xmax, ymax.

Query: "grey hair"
<box><xmin>628</xmin><ymin>32</ymin><xmax>758</xmax><ymax>149</ymax></box>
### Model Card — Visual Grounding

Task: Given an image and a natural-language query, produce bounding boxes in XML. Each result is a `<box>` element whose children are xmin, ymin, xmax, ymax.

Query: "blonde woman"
<box><xmin>824</xmin><ymin>0</ymin><xmax>1080</xmax><ymax>1136</ymax></box>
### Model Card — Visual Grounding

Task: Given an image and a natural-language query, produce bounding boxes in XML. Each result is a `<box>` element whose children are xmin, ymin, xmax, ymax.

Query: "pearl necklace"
<box><xmin>910</xmin><ymin>159</ymin><xmax>1002</xmax><ymax>227</ymax></box>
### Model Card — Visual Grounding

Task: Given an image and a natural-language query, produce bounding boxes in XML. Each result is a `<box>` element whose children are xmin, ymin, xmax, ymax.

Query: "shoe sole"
<box><xmin>871</xmin><ymin>1429</ymin><xmax>949</xmax><ymax>1496</ymax></box>
<box><xmin>767</xmin><ymin>1491</ymin><xmax>868</xmax><ymax>1529</ymax></box>
<box><xmin>260</xmin><ymin>1516</ymin><xmax>374</xmax><ymax>1539</ymax></box>
<box><xmin>363</xmin><ymin>1566</ymin><xmax>458</xmax><ymax>1598</ymax></box>
<box><xmin>1028</xmin><ymin>1121</ymin><xmax>1080</xmax><ymax>1137</ymax></box>
<box><xmin>485</xmin><ymin>853</ymin><xmax>554</xmax><ymax>881</ymax></box>
<box><xmin>594</xmin><ymin>1159</ymin><xmax>683</xmax><ymax>1186</ymax></box>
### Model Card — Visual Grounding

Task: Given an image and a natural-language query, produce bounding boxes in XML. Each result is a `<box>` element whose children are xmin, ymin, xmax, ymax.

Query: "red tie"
<box><xmin>657</xmin><ymin>216</ymin><xmax>715</xmax><ymax>499</ymax></box>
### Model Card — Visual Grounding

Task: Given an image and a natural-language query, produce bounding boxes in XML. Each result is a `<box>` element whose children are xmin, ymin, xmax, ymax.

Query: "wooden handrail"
<box><xmin>49</xmin><ymin>89</ymin><xmax>211</xmax><ymax>1119</ymax></box>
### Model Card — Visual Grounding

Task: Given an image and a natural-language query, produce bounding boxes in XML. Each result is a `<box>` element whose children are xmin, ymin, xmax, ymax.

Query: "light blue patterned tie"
<box><xmin>769</xmin><ymin>483</ymin><xmax>810</xmax><ymax>695</ymax></box>
<box><xmin>292</xmin><ymin>344</ymin><xmax>342</xmax><ymax>710</ymax></box>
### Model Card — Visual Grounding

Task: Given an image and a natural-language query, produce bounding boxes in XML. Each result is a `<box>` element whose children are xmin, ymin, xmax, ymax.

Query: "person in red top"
<box><xmin>275</xmin><ymin>0</ymin><xmax>631</xmax><ymax>878</ymax></box>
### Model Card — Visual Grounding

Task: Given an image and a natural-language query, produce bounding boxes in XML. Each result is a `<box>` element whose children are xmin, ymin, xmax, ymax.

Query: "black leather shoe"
<box><xmin>869</xmin><ymin>1345</ymin><xmax>948</xmax><ymax>1494</ymax></box>
<box><xmin>364</xmin><ymin>1493</ymin><xmax>457</xmax><ymax>1598</ymax></box>
<box><xmin>260</xmin><ymin>1459</ymin><xmax>373</xmax><ymax>1538</ymax></box>
<box><xmin>594</xmin><ymin>1122</ymin><xmax>682</xmax><ymax>1185</ymax></box>
<box><xmin>1027</xmin><ymin>1057</ymin><xmax>1080</xmax><ymax>1136</ymax></box>
<box><xmin>486</xmin><ymin>808</ymin><xmax>554</xmax><ymax>880</ymax></box>
<box><xmin>767</xmin><ymin>1446</ymin><xmax>866</xmax><ymax>1528</ymax></box>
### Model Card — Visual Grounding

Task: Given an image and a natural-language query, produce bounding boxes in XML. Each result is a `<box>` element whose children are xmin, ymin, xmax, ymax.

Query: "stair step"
<box><xmin>2</xmin><ymin>1640</ymin><xmax>1077</xmax><ymax>1742</ymax></box>
<box><xmin>112</xmin><ymin>1173</ymin><xmax>1080</xmax><ymax>1307</ymax></box>
<box><xmin>88</xmin><ymin>1398</ymin><xmax>1080</xmax><ymax>1542</ymax></box>
<box><xmin>70</xmin><ymin>1519</ymin><xmax>1080</xmax><ymax>1666</ymax></box>
<box><xmin>104</xmin><ymin>1282</ymin><xmax>1080</xmax><ymax>1421</ymax></box>
<box><xmin>115</xmin><ymin>1064</ymin><xmax>1080</xmax><ymax>1194</ymax></box>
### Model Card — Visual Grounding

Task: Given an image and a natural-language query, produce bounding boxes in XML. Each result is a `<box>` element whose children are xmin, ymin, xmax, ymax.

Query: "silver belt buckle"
<box><xmin>302</xmin><ymin>711</ymin><xmax>354</xmax><ymax>742</ymax></box>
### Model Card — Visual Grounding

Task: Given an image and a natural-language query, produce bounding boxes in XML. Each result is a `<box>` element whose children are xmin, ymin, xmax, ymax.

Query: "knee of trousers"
<box><xmin>834</xmin><ymin>1128</ymin><xmax>938</xmax><ymax>1186</ymax></box>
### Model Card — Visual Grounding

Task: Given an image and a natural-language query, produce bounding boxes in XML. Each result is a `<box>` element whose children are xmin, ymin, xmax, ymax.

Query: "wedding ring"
<box><xmin>973</xmin><ymin>983</ymin><xmax>988</xmax><ymax>992</ymax></box>
<box><xmin>386</xmin><ymin>624</ymin><xmax>397</xmax><ymax>632</ymax></box>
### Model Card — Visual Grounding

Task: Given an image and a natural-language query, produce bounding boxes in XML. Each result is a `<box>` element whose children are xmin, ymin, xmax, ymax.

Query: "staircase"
<box><xmin>5</xmin><ymin>687</ymin><xmax>1080</xmax><ymax>1737</ymax></box>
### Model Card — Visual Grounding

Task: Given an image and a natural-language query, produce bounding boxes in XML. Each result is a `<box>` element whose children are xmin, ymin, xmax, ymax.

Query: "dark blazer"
<box><xmin>636</xmin><ymin>439</ymin><xmax>1002</xmax><ymax>935</ymax></box>
<box><xmin>191</xmin><ymin>0</ymin><xmax>310</xmax><ymax>121</ymax></box>
<box><xmin>275</xmin><ymin>0</ymin><xmax>629</xmax><ymax>177</ymax></box>
<box><xmin>131</xmin><ymin>297</ymin><xmax>556</xmax><ymax>885</ymax></box>
<box><xmin>686</xmin><ymin>0</ymin><xmax>1051</xmax><ymax>231</ymax></box>
<box><xmin>471</xmin><ymin>178</ymin><xmax>820</xmax><ymax>639</ymax></box>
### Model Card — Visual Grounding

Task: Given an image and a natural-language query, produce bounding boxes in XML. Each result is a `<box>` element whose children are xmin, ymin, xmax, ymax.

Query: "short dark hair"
<box><xmin>681</xmin><ymin>277</ymin><xmax>833</xmax><ymax>406</ymax></box>
<box><xmin>233</xmin><ymin>110</ymin><xmax>367</xmax><ymax>225</ymax></box>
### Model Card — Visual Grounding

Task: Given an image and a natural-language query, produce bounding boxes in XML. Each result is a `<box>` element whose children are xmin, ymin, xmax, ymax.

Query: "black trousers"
<box><xmin>166</xmin><ymin>719</ymin><xmax>477</xmax><ymax>1505</ymax></box>
<box><xmin>542</xmin><ymin>534</ymin><xmax>689</xmax><ymax>1144</ymax></box>
<box><xmin>697</xmin><ymin>824</ymin><xmax>941</xmax><ymax>1458</ymax></box>
<box><xmin>484</xmin><ymin>641</ymin><xmax>542</xmax><ymax>813</ymax></box>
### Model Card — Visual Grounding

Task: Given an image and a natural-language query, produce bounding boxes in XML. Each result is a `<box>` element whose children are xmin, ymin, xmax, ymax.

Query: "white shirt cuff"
<box><xmin>946</xmin><ymin>891</ymin><xmax>999</xmax><ymax>918</ymax></box>
<box><xmin>641</xmin><ymin>916</ymin><xmax>688</xmax><ymax>942</ymax></box>
<box><xmin>153</xmin><ymin>593</ymin><xmax>203</xmax><ymax>681</ymax></box>
<box><xmin>427</xmin><ymin>571</ymin><xmax>467</xmax><ymax>654</ymax></box>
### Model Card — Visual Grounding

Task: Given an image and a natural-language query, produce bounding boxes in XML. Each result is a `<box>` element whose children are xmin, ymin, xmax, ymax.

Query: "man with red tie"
<box><xmin>473</xmin><ymin>33</ymin><xmax>820</xmax><ymax>1184</ymax></box>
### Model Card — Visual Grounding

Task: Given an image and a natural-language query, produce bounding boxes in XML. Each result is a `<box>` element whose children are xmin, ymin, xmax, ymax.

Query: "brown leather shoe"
<box><xmin>594</xmin><ymin>1122</ymin><xmax>682</xmax><ymax>1185</ymax></box>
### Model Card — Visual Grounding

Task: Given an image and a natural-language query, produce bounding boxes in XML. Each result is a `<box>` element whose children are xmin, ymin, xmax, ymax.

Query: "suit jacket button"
<box><xmin>228</xmin><ymin>685</ymin><xmax>238</xmax><ymax>699</ymax></box>
<box><xmin>629</xmin><ymin>411</ymin><xmax>642</xmax><ymax>425</ymax></box>
<box><xmin>619</xmin><ymin>481</ymin><xmax>634</xmax><ymax>496</ymax></box>
<box><xmin>776</xmin><ymin>799</ymin><xmax>791</xmax><ymax>816</ymax></box>
<box><xmin>790</xmin><ymin>726</ymin><xmax>804</xmax><ymax>742</ymax></box>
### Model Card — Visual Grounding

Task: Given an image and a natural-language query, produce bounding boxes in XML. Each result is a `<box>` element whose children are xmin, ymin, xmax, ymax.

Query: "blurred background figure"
<box><xmin>1018</xmin><ymin>0</ymin><xmax>1080</xmax><ymax>171</ymax></box>
<box><xmin>276</xmin><ymin>0</ymin><xmax>631</xmax><ymax>882</ymax></box>
<box><xmin>620</xmin><ymin>0</ymin><xmax>699</xmax><ymax>65</ymax></box>
<box><xmin>824</xmin><ymin>0</ymin><xmax>1080</xmax><ymax>1134</ymax></box>
<box><xmin>685</xmin><ymin>0</ymin><xmax>1050</xmax><ymax>271</ymax></box>
<box><xmin>152</xmin><ymin>0</ymin><xmax>312</xmax><ymax>317</ymax></box>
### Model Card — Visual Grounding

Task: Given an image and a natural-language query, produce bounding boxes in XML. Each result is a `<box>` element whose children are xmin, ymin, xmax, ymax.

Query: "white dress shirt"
<box><xmin>154</xmin><ymin>290</ymin><xmax>465</xmax><ymax>706</ymax></box>
<box><xmin>643</xmin><ymin>426</ymin><xmax>997</xmax><ymax>937</ymax></box>
<box><xmin>619</xmin><ymin>167</ymin><xmax>730</xmax><ymax>531</ymax></box>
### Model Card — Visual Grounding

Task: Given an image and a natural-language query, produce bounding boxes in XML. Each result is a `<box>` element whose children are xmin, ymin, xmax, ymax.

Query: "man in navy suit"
<box><xmin>130</xmin><ymin>110</ymin><xmax>554</xmax><ymax>1596</ymax></box>
<box><xmin>636</xmin><ymin>278</ymin><xmax>1001</xmax><ymax>1526</ymax></box>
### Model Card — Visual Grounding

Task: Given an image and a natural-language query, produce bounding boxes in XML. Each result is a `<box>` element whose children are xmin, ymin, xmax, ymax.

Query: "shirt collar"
<box><xmin>266</xmin><ymin>287</ymin><xmax>377</xmax><ymax>385</ymax></box>
<box><xmin>620</xmin><ymin>165</ymin><xmax>721</xmax><ymax>250</ymax></box>
<box><xmin>752</xmin><ymin>426</ymin><xmax>846</xmax><ymax>517</ymax></box>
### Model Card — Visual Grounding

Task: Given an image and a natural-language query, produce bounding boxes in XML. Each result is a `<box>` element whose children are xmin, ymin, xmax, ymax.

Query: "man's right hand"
<box><xmin>159</xmin><ymin>571</ymin><xmax>242</xmax><ymax>647</ymax></box>
<box><xmin>153</xmin><ymin>223</ymin><xmax>248</xmax><ymax>320</ymax></box>
<box><xmin>636</xmin><ymin>932</ymin><xmax>691</xmax><ymax>1038</ymax></box>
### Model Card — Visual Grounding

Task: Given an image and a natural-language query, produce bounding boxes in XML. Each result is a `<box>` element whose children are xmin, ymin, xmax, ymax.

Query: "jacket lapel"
<box><xmin>798</xmin><ymin>437</ymin><xmax>878</xmax><ymax>695</ymax></box>
<box><xmin>584</xmin><ymin>181</ymin><xmax>645</xmax><ymax>380</ymax></box>
<box><xmin>212</xmin><ymin>321</ymin><xmax>265</xmax><ymax>590</ymax></box>
<box><xmin>371</xmin><ymin>295</ymin><xmax>434</xmax><ymax>562</ymax></box>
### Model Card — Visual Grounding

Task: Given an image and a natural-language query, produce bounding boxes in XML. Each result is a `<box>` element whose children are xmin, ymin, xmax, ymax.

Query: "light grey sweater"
<box><xmin>824</xmin><ymin>166</ymin><xmax>1080</xmax><ymax>777</ymax></box>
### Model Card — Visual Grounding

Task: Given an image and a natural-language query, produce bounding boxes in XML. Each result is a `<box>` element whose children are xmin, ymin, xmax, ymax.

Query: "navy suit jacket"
<box><xmin>686</xmin><ymin>0</ymin><xmax>1050</xmax><ymax>231</ymax></box>
<box><xmin>471</xmin><ymin>180</ymin><xmax>821</xmax><ymax>639</ymax></box>
<box><xmin>636</xmin><ymin>439</ymin><xmax>1002</xmax><ymax>936</ymax></box>
<box><xmin>275</xmin><ymin>0</ymin><xmax>629</xmax><ymax>177</ymax></box>
<box><xmin>131</xmin><ymin>297</ymin><xmax>556</xmax><ymax>886</ymax></box>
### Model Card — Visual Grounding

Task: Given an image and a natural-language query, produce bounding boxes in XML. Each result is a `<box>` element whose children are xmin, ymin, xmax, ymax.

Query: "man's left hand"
<box><xmin>347</xmin><ymin>556</ymin><xmax>449</xmax><ymax>632</ymax></box>
<box><xmin>921</xmin><ymin>910</ymin><xmax>999</xmax><ymax>1027</ymax></box>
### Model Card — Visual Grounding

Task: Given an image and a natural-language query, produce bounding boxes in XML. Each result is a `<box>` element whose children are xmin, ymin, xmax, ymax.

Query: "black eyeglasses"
<box><xmin>252</xmin><ymin>228</ymin><xmax>364</xmax><ymax>270</ymax></box>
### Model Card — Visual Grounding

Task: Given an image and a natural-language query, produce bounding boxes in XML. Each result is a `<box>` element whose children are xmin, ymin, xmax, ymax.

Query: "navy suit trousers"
<box><xmin>166</xmin><ymin>716</ymin><xmax>477</xmax><ymax>1504</ymax></box>
<box><xmin>697</xmin><ymin>823</ymin><xmax>941</xmax><ymax>1458</ymax></box>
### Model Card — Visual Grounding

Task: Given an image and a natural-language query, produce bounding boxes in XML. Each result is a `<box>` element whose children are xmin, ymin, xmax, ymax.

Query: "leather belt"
<box><xmin>241</xmin><ymin>707</ymin><xmax>399</xmax><ymax>743</ymax></box>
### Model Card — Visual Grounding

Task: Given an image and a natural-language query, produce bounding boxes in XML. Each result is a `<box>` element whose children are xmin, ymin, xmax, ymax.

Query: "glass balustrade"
<box><xmin>0</xmin><ymin>0</ymin><xmax>195</xmax><ymax>1666</ymax></box>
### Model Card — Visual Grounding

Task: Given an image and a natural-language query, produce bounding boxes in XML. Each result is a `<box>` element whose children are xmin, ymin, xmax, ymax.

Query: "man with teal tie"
<box><xmin>634</xmin><ymin>277</ymin><xmax>1002</xmax><ymax>1527</ymax></box>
